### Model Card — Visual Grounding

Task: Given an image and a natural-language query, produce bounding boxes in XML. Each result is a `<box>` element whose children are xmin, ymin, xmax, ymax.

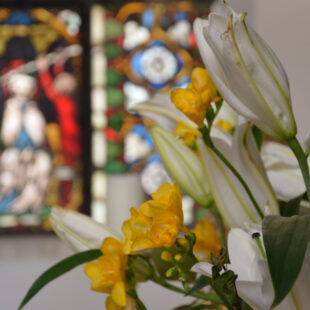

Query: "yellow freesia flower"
<box><xmin>170</xmin><ymin>67</ymin><xmax>220</xmax><ymax>127</ymax></box>
<box><xmin>174</xmin><ymin>120</ymin><xmax>201</xmax><ymax>147</ymax></box>
<box><xmin>193</xmin><ymin>219</ymin><xmax>222</xmax><ymax>262</ymax></box>
<box><xmin>122</xmin><ymin>181</ymin><xmax>188</xmax><ymax>254</ymax></box>
<box><xmin>84</xmin><ymin>237</ymin><xmax>128</xmax><ymax>310</ymax></box>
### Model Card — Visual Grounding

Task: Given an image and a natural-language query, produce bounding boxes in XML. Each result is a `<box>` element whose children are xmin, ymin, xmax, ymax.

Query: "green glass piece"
<box><xmin>105</xmin><ymin>19</ymin><xmax>123</xmax><ymax>40</ymax></box>
<box><xmin>104</xmin><ymin>160</ymin><xmax>126</xmax><ymax>174</ymax></box>
<box><xmin>107</xmin><ymin>69</ymin><xmax>123</xmax><ymax>86</ymax></box>
<box><xmin>108</xmin><ymin>113</ymin><xmax>123</xmax><ymax>131</ymax></box>
<box><xmin>105</xmin><ymin>42</ymin><xmax>123</xmax><ymax>60</ymax></box>
<box><xmin>107</xmin><ymin>87</ymin><xmax>124</xmax><ymax>107</ymax></box>
<box><xmin>107</xmin><ymin>141</ymin><xmax>123</xmax><ymax>159</ymax></box>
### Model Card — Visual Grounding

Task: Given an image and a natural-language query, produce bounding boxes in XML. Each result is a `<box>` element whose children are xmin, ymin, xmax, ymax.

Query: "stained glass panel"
<box><xmin>0</xmin><ymin>6</ymin><xmax>84</xmax><ymax>231</ymax></box>
<box><xmin>90</xmin><ymin>2</ymin><xmax>211</xmax><ymax>225</ymax></box>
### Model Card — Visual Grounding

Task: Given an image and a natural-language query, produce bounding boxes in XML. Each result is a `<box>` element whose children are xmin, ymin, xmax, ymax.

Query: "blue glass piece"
<box><xmin>5</xmin><ymin>11</ymin><xmax>33</xmax><ymax>25</ymax></box>
<box><xmin>148</xmin><ymin>40</ymin><xmax>166</xmax><ymax>48</ymax></box>
<box><xmin>174</xmin><ymin>11</ymin><xmax>189</xmax><ymax>21</ymax></box>
<box><xmin>132</xmin><ymin>124</ymin><xmax>146</xmax><ymax>137</ymax></box>
<box><xmin>15</xmin><ymin>127</ymin><xmax>36</xmax><ymax>149</ymax></box>
<box><xmin>131</xmin><ymin>124</ymin><xmax>154</xmax><ymax>147</ymax></box>
<box><xmin>141</xmin><ymin>9</ymin><xmax>155</xmax><ymax>29</ymax></box>
<box><xmin>0</xmin><ymin>190</ymin><xmax>18</xmax><ymax>214</ymax></box>
<box><xmin>147</xmin><ymin>153</ymin><xmax>161</xmax><ymax>164</ymax></box>
<box><xmin>130</xmin><ymin>51</ymin><xmax>144</xmax><ymax>78</ymax></box>
<box><xmin>175</xmin><ymin>53</ymin><xmax>183</xmax><ymax>72</ymax></box>
<box><xmin>174</xmin><ymin>77</ymin><xmax>191</xmax><ymax>88</ymax></box>
<box><xmin>148</xmin><ymin>81</ymin><xmax>168</xmax><ymax>90</ymax></box>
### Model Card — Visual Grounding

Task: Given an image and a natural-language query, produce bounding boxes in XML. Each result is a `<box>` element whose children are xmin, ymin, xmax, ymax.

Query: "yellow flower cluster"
<box><xmin>84</xmin><ymin>181</ymin><xmax>186</xmax><ymax>308</ymax></box>
<box><xmin>84</xmin><ymin>237</ymin><xmax>130</xmax><ymax>310</ymax></box>
<box><xmin>122</xmin><ymin>181</ymin><xmax>187</xmax><ymax>254</ymax></box>
<box><xmin>170</xmin><ymin>67</ymin><xmax>220</xmax><ymax>127</ymax></box>
<box><xmin>193</xmin><ymin>219</ymin><xmax>222</xmax><ymax>262</ymax></box>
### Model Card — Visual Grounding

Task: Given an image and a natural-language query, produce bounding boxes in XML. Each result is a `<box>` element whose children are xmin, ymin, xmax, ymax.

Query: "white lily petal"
<box><xmin>151</xmin><ymin>126</ymin><xmax>213</xmax><ymax>207</ymax></box>
<box><xmin>191</xmin><ymin>262</ymin><xmax>213</xmax><ymax>277</ymax></box>
<box><xmin>194</xmin><ymin>18</ymin><xmax>259</xmax><ymax>122</ymax></box>
<box><xmin>262</xmin><ymin>142</ymin><xmax>306</xmax><ymax>201</ymax></box>
<box><xmin>232</xmin><ymin>124</ymin><xmax>279</xmax><ymax>216</ymax></box>
<box><xmin>130</xmin><ymin>93</ymin><xmax>195</xmax><ymax>132</ymax></box>
<box><xmin>198</xmin><ymin>123</ymin><xmax>278</xmax><ymax>228</ymax></box>
<box><xmin>194</xmin><ymin>5</ymin><xmax>297</xmax><ymax>140</ymax></box>
<box><xmin>228</xmin><ymin>228</ymin><xmax>262</xmax><ymax>282</ymax></box>
<box><xmin>49</xmin><ymin>207</ymin><xmax>121</xmax><ymax>253</ymax></box>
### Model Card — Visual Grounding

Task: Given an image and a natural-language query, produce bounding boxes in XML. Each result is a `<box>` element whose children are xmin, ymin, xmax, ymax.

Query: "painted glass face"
<box><xmin>90</xmin><ymin>2</ymin><xmax>210</xmax><ymax>224</ymax></box>
<box><xmin>0</xmin><ymin>7</ymin><xmax>83</xmax><ymax>232</ymax></box>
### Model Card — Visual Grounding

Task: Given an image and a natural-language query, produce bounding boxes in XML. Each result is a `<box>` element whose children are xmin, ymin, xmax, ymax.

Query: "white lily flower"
<box><xmin>198</xmin><ymin>122</ymin><xmax>279</xmax><ymax>228</ymax></box>
<box><xmin>192</xmin><ymin>225</ymin><xmax>308</xmax><ymax>310</ymax></box>
<box><xmin>130</xmin><ymin>93</ymin><xmax>196</xmax><ymax>132</ymax></box>
<box><xmin>261</xmin><ymin>141</ymin><xmax>307</xmax><ymax>201</ymax></box>
<box><xmin>150</xmin><ymin>126</ymin><xmax>213</xmax><ymax>207</ymax></box>
<box><xmin>194</xmin><ymin>6</ymin><xmax>297</xmax><ymax>141</ymax></box>
<box><xmin>49</xmin><ymin>206</ymin><xmax>121</xmax><ymax>253</ymax></box>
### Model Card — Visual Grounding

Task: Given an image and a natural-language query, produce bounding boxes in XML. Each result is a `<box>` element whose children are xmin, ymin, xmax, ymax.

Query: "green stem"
<box><xmin>287</xmin><ymin>137</ymin><xmax>310</xmax><ymax>202</ymax></box>
<box><xmin>210</xmin><ymin>143</ymin><xmax>264</xmax><ymax>219</ymax></box>
<box><xmin>206</xmin><ymin>278</ymin><xmax>236</xmax><ymax>310</ymax></box>
<box><xmin>151</xmin><ymin>275</ymin><xmax>222</xmax><ymax>304</ymax></box>
<box><xmin>209</xmin><ymin>205</ymin><xmax>226</xmax><ymax>249</ymax></box>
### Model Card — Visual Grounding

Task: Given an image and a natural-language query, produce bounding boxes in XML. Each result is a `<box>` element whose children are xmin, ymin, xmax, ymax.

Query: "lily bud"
<box><xmin>150</xmin><ymin>126</ymin><xmax>213</xmax><ymax>207</ymax></box>
<box><xmin>49</xmin><ymin>206</ymin><xmax>121</xmax><ymax>252</ymax></box>
<box><xmin>194</xmin><ymin>6</ymin><xmax>297</xmax><ymax>140</ymax></box>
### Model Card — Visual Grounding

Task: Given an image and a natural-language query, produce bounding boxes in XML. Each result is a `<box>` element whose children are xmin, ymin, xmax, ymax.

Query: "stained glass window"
<box><xmin>0</xmin><ymin>7</ymin><xmax>84</xmax><ymax>231</ymax></box>
<box><xmin>90</xmin><ymin>2</ymin><xmax>211</xmax><ymax>225</ymax></box>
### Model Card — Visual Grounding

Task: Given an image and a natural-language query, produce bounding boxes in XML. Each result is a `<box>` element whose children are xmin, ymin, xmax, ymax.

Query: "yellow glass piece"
<box><xmin>171</xmin><ymin>67</ymin><xmax>220</xmax><ymax>126</ymax></box>
<box><xmin>215</xmin><ymin>119</ymin><xmax>233</xmax><ymax>134</ymax></box>
<box><xmin>84</xmin><ymin>237</ymin><xmax>128</xmax><ymax>308</ymax></box>
<box><xmin>174</xmin><ymin>121</ymin><xmax>201</xmax><ymax>147</ymax></box>
<box><xmin>193</xmin><ymin>219</ymin><xmax>222</xmax><ymax>262</ymax></box>
<box><xmin>122</xmin><ymin>181</ymin><xmax>187</xmax><ymax>254</ymax></box>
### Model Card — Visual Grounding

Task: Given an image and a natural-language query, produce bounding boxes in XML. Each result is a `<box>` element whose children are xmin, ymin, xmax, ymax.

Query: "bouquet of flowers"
<box><xmin>19</xmin><ymin>4</ymin><xmax>310</xmax><ymax>310</ymax></box>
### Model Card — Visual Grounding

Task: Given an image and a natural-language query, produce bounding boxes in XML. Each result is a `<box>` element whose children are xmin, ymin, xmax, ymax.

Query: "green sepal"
<box><xmin>18</xmin><ymin>249</ymin><xmax>101</xmax><ymax>310</ymax></box>
<box><xmin>263</xmin><ymin>215</ymin><xmax>310</xmax><ymax>306</ymax></box>
<box><xmin>251</xmin><ymin>125</ymin><xmax>263</xmax><ymax>150</ymax></box>
<box><xmin>186</xmin><ymin>275</ymin><xmax>209</xmax><ymax>296</ymax></box>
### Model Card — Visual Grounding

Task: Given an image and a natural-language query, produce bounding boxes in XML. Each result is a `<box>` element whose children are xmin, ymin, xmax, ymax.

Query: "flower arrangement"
<box><xmin>19</xmin><ymin>4</ymin><xmax>310</xmax><ymax>310</ymax></box>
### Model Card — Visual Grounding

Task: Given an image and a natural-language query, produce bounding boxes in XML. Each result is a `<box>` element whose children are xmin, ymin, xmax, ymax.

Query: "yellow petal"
<box><xmin>106</xmin><ymin>295</ymin><xmax>122</xmax><ymax>310</ymax></box>
<box><xmin>111</xmin><ymin>281</ymin><xmax>127</xmax><ymax>307</ymax></box>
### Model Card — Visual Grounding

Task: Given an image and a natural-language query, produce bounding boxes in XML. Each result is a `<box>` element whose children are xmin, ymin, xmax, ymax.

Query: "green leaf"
<box><xmin>279</xmin><ymin>193</ymin><xmax>304</xmax><ymax>217</ymax></box>
<box><xmin>18</xmin><ymin>249</ymin><xmax>101</xmax><ymax>310</ymax></box>
<box><xmin>263</xmin><ymin>215</ymin><xmax>310</xmax><ymax>306</ymax></box>
<box><xmin>186</xmin><ymin>275</ymin><xmax>209</xmax><ymax>295</ymax></box>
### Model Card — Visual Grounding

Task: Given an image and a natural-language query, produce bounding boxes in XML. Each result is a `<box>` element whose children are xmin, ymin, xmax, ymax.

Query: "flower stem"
<box><xmin>287</xmin><ymin>137</ymin><xmax>310</xmax><ymax>202</ymax></box>
<box><xmin>209</xmin><ymin>205</ymin><xmax>226</xmax><ymax>249</ymax></box>
<box><xmin>151</xmin><ymin>275</ymin><xmax>222</xmax><ymax>304</ymax></box>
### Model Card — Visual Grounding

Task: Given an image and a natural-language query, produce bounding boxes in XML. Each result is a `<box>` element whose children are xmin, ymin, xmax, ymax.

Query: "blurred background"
<box><xmin>0</xmin><ymin>0</ymin><xmax>309</xmax><ymax>309</ymax></box>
